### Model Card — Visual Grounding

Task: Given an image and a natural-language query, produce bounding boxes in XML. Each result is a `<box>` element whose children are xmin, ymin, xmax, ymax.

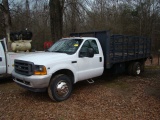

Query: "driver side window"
<box><xmin>79</xmin><ymin>40</ymin><xmax>99</xmax><ymax>57</ymax></box>
<box><xmin>90</xmin><ymin>40</ymin><xmax>99</xmax><ymax>54</ymax></box>
<box><xmin>79</xmin><ymin>41</ymin><xmax>91</xmax><ymax>57</ymax></box>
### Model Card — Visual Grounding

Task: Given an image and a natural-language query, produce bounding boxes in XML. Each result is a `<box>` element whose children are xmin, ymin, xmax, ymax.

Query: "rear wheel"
<box><xmin>132</xmin><ymin>62</ymin><xmax>141</xmax><ymax>76</ymax></box>
<box><xmin>48</xmin><ymin>74</ymin><xmax>72</xmax><ymax>102</ymax></box>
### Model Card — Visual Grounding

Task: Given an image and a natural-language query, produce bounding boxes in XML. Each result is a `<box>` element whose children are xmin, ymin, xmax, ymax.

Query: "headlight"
<box><xmin>34</xmin><ymin>65</ymin><xmax>47</xmax><ymax>75</ymax></box>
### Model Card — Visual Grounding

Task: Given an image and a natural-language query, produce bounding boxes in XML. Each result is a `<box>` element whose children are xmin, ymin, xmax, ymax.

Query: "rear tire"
<box><xmin>132</xmin><ymin>62</ymin><xmax>141</xmax><ymax>76</ymax></box>
<box><xmin>48</xmin><ymin>74</ymin><xmax>72</xmax><ymax>102</ymax></box>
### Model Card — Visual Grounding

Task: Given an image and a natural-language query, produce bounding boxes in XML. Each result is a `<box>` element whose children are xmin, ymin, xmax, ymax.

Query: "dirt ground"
<box><xmin>0</xmin><ymin>58</ymin><xmax>160</xmax><ymax>120</ymax></box>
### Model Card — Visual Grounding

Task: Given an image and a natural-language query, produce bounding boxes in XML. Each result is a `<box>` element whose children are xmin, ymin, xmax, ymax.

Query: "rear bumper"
<box><xmin>12</xmin><ymin>70</ymin><xmax>51</xmax><ymax>92</ymax></box>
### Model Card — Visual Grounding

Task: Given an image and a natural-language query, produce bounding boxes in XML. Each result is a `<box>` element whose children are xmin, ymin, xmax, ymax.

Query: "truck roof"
<box><xmin>62</xmin><ymin>37</ymin><xmax>96</xmax><ymax>39</ymax></box>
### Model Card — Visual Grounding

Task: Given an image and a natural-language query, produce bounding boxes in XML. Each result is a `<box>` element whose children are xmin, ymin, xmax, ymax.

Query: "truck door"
<box><xmin>77</xmin><ymin>39</ymin><xmax>104</xmax><ymax>81</ymax></box>
<box><xmin>0</xmin><ymin>41</ymin><xmax>6</xmax><ymax>74</ymax></box>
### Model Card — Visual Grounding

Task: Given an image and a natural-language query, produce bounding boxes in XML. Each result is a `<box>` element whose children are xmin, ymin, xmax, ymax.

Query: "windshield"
<box><xmin>48</xmin><ymin>38</ymin><xmax>83</xmax><ymax>54</ymax></box>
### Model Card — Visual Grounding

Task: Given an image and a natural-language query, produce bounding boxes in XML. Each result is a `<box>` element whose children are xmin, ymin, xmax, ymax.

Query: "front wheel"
<box><xmin>48</xmin><ymin>74</ymin><xmax>72</xmax><ymax>102</ymax></box>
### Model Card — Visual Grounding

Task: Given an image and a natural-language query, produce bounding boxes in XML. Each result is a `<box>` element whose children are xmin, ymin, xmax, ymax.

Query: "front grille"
<box><xmin>15</xmin><ymin>60</ymin><xmax>34</xmax><ymax>76</ymax></box>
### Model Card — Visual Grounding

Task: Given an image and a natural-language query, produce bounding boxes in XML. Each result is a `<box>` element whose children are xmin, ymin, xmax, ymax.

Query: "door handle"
<box><xmin>72</xmin><ymin>61</ymin><xmax>77</xmax><ymax>63</ymax></box>
<box><xmin>99</xmin><ymin>57</ymin><xmax>102</xmax><ymax>62</ymax></box>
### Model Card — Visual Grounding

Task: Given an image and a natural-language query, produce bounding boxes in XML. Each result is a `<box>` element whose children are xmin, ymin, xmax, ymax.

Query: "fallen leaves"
<box><xmin>0</xmin><ymin>67</ymin><xmax>160</xmax><ymax>119</ymax></box>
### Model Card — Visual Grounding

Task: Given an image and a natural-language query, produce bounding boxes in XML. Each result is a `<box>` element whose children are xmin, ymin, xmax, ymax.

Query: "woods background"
<box><xmin>0</xmin><ymin>0</ymin><xmax>160</xmax><ymax>52</ymax></box>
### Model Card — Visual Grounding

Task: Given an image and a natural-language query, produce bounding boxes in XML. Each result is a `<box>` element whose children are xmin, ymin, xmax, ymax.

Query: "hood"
<box><xmin>16</xmin><ymin>52</ymin><xmax>70</xmax><ymax>65</ymax></box>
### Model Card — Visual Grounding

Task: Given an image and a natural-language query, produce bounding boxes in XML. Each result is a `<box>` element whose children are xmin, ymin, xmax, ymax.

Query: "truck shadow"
<box><xmin>19</xmin><ymin>90</ymin><xmax>51</xmax><ymax>102</ymax></box>
<box><xmin>73</xmin><ymin>71</ymin><xmax>120</xmax><ymax>92</ymax></box>
<box><xmin>19</xmin><ymin>75</ymin><xmax>117</xmax><ymax>103</ymax></box>
<box><xmin>0</xmin><ymin>76</ymin><xmax>13</xmax><ymax>84</ymax></box>
<box><xmin>16</xmin><ymin>68</ymin><xmax>160</xmax><ymax>102</ymax></box>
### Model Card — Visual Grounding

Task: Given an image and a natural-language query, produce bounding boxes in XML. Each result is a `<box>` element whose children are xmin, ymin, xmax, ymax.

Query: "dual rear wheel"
<box><xmin>128</xmin><ymin>62</ymin><xmax>144</xmax><ymax>76</ymax></box>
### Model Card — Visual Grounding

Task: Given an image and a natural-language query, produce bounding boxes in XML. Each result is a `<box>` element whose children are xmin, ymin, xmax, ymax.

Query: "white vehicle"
<box><xmin>0</xmin><ymin>38</ymin><xmax>41</xmax><ymax>77</ymax></box>
<box><xmin>12</xmin><ymin>31</ymin><xmax>151</xmax><ymax>102</ymax></box>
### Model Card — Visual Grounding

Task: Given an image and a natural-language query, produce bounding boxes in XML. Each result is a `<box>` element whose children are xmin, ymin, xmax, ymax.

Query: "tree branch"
<box><xmin>0</xmin><ymin>3</ymin><xmax>7</xmax><ymax>13</ymax></box>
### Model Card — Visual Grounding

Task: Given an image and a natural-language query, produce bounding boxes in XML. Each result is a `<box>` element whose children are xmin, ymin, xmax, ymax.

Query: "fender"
<box><xmin>47</xmin><ymin>63</ymin><xmax>78</xmax><ymax>83</ymax></box>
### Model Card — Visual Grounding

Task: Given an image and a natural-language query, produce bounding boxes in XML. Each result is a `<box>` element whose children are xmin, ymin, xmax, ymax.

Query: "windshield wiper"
<box><xmin>45</xmin><ymin>49</ymin><xmax>49</xmax><ymax>52</ymax></box>
<box><xmin>52</xmin><ymin>50</ymin><xmax>66</xmax><ymax>53</ymax></box>
<box><xmin>52</xmin><ymin>50</ymin><xmax>71</xmax><ymax>55</ymax></box>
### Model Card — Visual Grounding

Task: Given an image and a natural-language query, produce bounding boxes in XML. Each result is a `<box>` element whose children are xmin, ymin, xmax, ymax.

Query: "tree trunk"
<box><xmin>71</xmin><ymin>0</ymin><xmax>77</xmax><ymax>32</ymax></box>
<box><xmin>25</xmin><ymin>0</ymin><xmax>30</xmax><ymax>28</ymax></box>
<box><xmin>49</xmin><ymin>0</ymin><xmax>63</xmax><ymax>42</ymax></box>
<box><xmin>0</xmin><ymin>0</ymin><xmax>12</xmax><ymax>51</ymax></box>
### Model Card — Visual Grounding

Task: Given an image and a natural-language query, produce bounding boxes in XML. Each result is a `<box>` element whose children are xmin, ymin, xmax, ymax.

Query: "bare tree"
<box><xmin>25</xmin><ymin>0</ymin><xmax>30</xmax><ymax>28</ymax></box>
<box><xmin>49</xmin><ymin>0</ymin><xmax>64</xmax><ymax>41</ymax></box>
<box><xmin>0</xmin><ymin>0</ymin><xmax>159</xmax><ymax>51</ymax></box>
<box><xmin>0</xmin><ymin>0</ymin><xmax>12</xmax><ymax>51</ymax></box>
<box><xmin>0</xmin><ymin>10</ymin><xmax>5</xmax><ymax>39</ymax></box>
<box><xmin>63</xmin><ymin>0</ymin><xmax>90</xmax><ymax>35</ymax></box>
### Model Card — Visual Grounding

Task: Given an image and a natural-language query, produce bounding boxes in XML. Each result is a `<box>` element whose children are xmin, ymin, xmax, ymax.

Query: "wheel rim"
<box><xmin>56</xmin><ymin>81</ymin><xmax>69</xmax><ymax>97</ymax></box>
<box><xmin>136</xmin><ymin>66</ymin><xmax>141</xmax><ymax>75</ymax></box>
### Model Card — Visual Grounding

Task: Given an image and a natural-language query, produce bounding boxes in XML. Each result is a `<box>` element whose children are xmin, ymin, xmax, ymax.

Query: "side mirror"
<box><xmin>87</xmin><ymin>48</ymin><xmax>94</xmax><ymax>58</ymax></box>
<box><xmin>79</xmin><ymin>47</ymin><xmax>94</xmax><ymax>58</ymax></box>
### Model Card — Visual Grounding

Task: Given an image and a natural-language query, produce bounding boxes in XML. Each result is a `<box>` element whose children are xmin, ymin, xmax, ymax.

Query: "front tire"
<box><xmin>48</xmin><ymin>74</ymin><xmax>72</xmax><ymax>102</ymax></box>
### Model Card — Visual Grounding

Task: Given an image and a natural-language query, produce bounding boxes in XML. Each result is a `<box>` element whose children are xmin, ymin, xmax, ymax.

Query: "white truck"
<box><xmin>12</xmin><ymin>31</ymin><xmax>151</xmax><ymax>102</ymax></box>
<box><xmin>0</xmin><ymin>38</ymin><xmax>33</xmax><ymax>77</ymax></box>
